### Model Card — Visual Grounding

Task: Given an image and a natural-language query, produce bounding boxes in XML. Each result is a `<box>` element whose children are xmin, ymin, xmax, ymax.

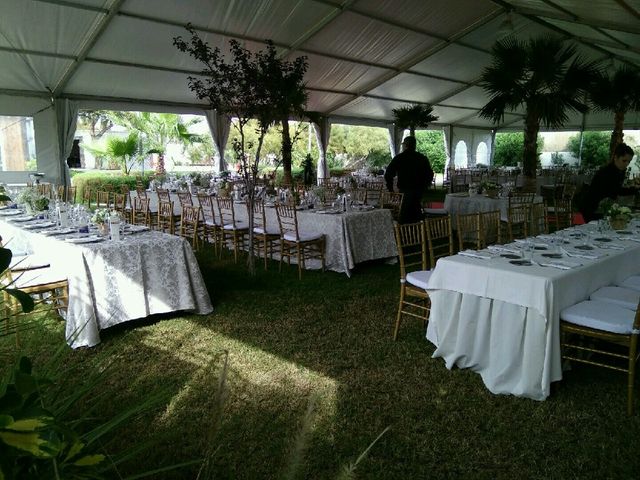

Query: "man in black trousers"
<box><xmin>384</xmin><ymin>135</ymin><xmax>434</xmax><ymax>224</ymax></box>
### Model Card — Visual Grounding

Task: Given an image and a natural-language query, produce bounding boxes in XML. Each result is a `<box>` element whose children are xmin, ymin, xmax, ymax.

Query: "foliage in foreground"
<box><xmin>492</xmin><ymin>132</ymin><xmax>544</xmax><ymax>167</ymax></box>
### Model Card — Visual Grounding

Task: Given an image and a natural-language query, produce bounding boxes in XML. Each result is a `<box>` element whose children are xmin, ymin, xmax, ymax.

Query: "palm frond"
<box><xmin>391</xmin><ymin>104</ymin><xmax>439</xmax><ymax>130</ymax></box>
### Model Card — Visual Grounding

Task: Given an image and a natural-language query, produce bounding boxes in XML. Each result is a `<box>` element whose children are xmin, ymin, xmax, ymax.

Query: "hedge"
<box><xmin>71</xmin><ymin>171</ymin><xmax>155</xmax><ymax>202</ymax></box>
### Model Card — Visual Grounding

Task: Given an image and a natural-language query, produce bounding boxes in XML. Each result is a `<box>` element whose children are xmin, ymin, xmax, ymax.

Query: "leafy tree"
<box><xmin>492</xmin><ymin>132</ymin><xmax>544</xmax><ymax>167</ymax></box>
<box><xmin>392</xmin><ymin>104</ymin><xmax>439</xmax><ymax>136</ymax></box>
<box><xmin>567</xmin><ymin>131</ymin><xmax>610</xmax><ymax>169</ymax></box>
<box><xmin>588</xmin><ymin>66</ymin><xmax>640</xmax><ymax>159</ymax></box>
<box><xmin>174</xmin><ymin>26</ymin><xmax>307</xmax><ymax>275</ymax></box>
<box><xmin>415</xmin><ymin>130</ymin><xmax>446</xmax><ymax>173</ymax></box>
<box><xmin>479</xmin><ymin>36</ymin><xmax>599</xmax><ymax>179</ymax></box>
<box><xmin>105</xmin><ymin>132</ymin><xmax>140</xmax><ymax>175</ymax></box>
<box><xmin>328</xmin><ymin>124</ymin><xmax>390</xmax><ymax>169</ymax></box>
<box><xmin>78</xmin><ymin>110</ymin><xmax>114</xmax><ymax>168</ymax></box>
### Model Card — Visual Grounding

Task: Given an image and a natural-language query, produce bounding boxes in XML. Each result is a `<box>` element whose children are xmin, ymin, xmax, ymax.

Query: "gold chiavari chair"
<box><xmin>560</xmin><ymin>296</ymin><xmax>640</xmax><ymax>415</ymax></box>
<box><xmin>179</xmin><ymin>205</ymin><xmax>201</xmax><ymax>251</ymax></box>
<box><xmin>2</xmin><ymin>260</ymin><xmax>68</xmax><ymax>346</ymax></box>
<box><xmin>177</xmin><ymin>191</ymin><xmax>193</xmax><ymax>208</ymax></box>
<box><xmin>456</xmin><ymin>212</ymin><xmax>481</xmax><ymax>251</ymax></box>
<box><xmin>56</xmin><ymin>185</ymin><xmax>65</xmax><ymax>201</ymax></box>
<box><xmin>381</xmin><ymin>192</ymin><xmax>404</xmax><ymax>221</ymax></box>
<box><xmin>66</xmin><ymin>185</ymin><xmax>77</xmax><ymax>203</ymax></box>
<box><xmin>275</xmin><ymin>203</ymin><xmax>325</xmax><ymax>280</ymax></box>
<box><xmin>506</xmin><ymin>204</ymin><xmax>530</xmax><ymax>241</ymax></box>
<box><xmin>530</xmin><ymin>201</ymin><xmax>549</xmax><ymax>236</ymax></box>
<box><xmin>131</xmin><ymin>197</ymin><xmax>151</xmax><ymax>227</ymax></box>
<box><xmin>113</xmin><ymin>192</ymin><xmax>129</xmax><ymax>222</ymax></box>
<box><xmin>479</xmin><ymin>210</ymin><xmax>502</xmax><ymax>247</ymax></box>
<box><xmin>393</xmin><ymin>221</ymin><xmax>430</xmax><ymax>340</ymax></box>
<box><xmin>425</xmin><ymin>215</ymin><xmax>454</xmax><ymax>270</ymax></box>
<box><xmin>81</xmin><ymin>186</ymin><xmax>93</xmax><ymax>208</ymax></box>
<box><xmin>247</xmin><ymin>199</ymin><xmax>280</xmax><ymax>270</ymax></box>
<box><xmin>96</xmin><ymin>190</ymin><xmax>112</xmax><ymax>209</ymax></box>
<box><xmin>196</xmin><ymin>193</ymin><xmax>220</xmax><ymax>249</ymax></box>
<box><xmin>216</xmin><ymin>197</ymin><xmax>249</xmax><ymax>263</ymax></box>
<box><xmin>156</xmin><ymin>188</ymin><xmax>171</xmax><ymax>204</ymax></box>
<box><xmin>365</xmin><ymin>187</ymin><xmax>383</xmax><ymax>207</ymax></box>
<box><xmin>351</xmin><ymin>189</ymin><xmax>367</xmax><ymax>205</ymax></box>
<box><xmin>157</xmin><ymin>200</ymin><xmax>176</xmax><ymax>235</ymax></box>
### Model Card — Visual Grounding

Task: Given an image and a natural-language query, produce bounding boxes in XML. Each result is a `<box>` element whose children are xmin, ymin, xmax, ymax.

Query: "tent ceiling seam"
<box><xmin>31</xmin><ymin>0</ymin><xmax>108</xmax><ymax>14</ymax></box>
<box><xmin>52</xmin><ymin>0</ymin><xmax>126</xmax><ymax>96</ymax></box>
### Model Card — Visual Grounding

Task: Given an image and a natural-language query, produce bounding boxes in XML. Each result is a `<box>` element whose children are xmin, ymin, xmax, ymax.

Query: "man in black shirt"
<box><xmin>384</xmin><ymin>136</ymin><xmax>434</xmax><ymax>224</ymax></box>
<box><xmin>579</xmin><ymin>143</ymin><xmax>636</xmax><ymax>222</ymax></box>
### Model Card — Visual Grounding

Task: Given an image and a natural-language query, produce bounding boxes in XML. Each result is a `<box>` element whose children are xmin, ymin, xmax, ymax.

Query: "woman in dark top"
<box><xmin>580</xmin><ymin>143</ymin><xmax>636</xmax><ymax>222</ymax></box>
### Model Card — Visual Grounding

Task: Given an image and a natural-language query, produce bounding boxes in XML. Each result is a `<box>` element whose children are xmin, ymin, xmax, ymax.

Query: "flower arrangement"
<box><xmin>480</xmin><ymin>181</ymin><xmax>501</xmax><ymax>197</ymax></box>
<box><xmin>602</xmin><ymin>201</ymin><xmax>632</xmax><ymax>230</ymax></box>
<box><xmin>91</xmin><ymin>208</ymin><xmax>111</xmax><ymax>224</ymax></box>
<box><xmin>16</xmin><ymin>187</ymin><xmax>49</xmax><ymax>212</ymax></box>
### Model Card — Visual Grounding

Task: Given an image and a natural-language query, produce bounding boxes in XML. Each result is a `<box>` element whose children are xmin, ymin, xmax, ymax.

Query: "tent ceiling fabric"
<box><xmin>1</xmin><ymin>0</ymin><xmax>639</xmax><ymax>130</ymax></box>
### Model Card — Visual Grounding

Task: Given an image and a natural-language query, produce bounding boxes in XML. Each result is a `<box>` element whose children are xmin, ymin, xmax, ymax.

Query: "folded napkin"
<box><xmin>537</xmin><ymin>259</ymin><xmax>582</xmax><ymax>270</ymax></box>
<box><xmin>9</xmin><ymin>216</ymin><xmax>36</xmax><ymax>223</ymax></box>
<box><xmin>23</xmin><ymin>222</ymin><xmax>55</xmax><ymax>230</ymax></box>
<box><xmin>0</xmin><ymin>209</ymin><xmax>21</xmax><ymax>216</ymax></box>
<box><xmin>65</xmin><ymin>235</ymin><xmax>103</xmax><ymax>244</ymax></box>
<box><xmin>562</xmin><ymin>248</ymin><xmax>606</xmax><ymax>260</ymax></box>
<box><xmin>514</xmin><ymin>238</ymin><xmax>549</xmax><ymax>248</ymax></box>
<box><xmin>618</xmin><ymin>235</ymin><xmax>640</xmax><ymax>242</ymax></box>
<box><xmin>596</xmin><ymin>242</ymin><xmax>625</xmax><ymax>250</ymax></box>
<box><xmin>125</xmin><ymin>225</ymin><xmax>149</xmax><ymax>233</ymax></box>
<box><xmin>315</xmin><ymin>209</ymin><xmax>341</xmax><ymax>215</ymax></box>
<box><xmin>487</xmin><ymin>244</ymin><xmax>521</xmax><ymax>254</ymax></box>
<box><xmin>41</xmin><ymin>228</ymin><xmax>76</xmax><ymax>236</ymax></box>
<box><xmin>458</xmin><ymin>249</ymin><xmax>497</xmax><ymax>260</ymax></box>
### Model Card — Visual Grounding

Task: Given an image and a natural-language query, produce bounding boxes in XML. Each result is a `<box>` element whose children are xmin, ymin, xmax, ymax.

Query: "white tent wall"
<box><xmin>0</xmin><ymin>94</ymin><xmax>60</xmax><ymax>184</ymax></box>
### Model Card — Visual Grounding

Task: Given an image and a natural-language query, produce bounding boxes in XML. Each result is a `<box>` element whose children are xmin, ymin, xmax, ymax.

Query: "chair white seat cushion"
<box><xmin>405</xmin><ymin>270</ymin><xmax>432</xmax><ymax>290</ymax></box>
<box><xmin>205</xmin><ymin>220</ymin><xmax>221</xmax><ymax>228</ymax></box>
<box><xmin>423</xmin><ymin>207</ymin><xmax>447</xmax><ymax>215</ymax></box>
<box><xmin>254</xmin><ymin>226</ymin><xmax>280</xmax><ymax>235</ymax></box>
<box><xmin>284</xmin><ymin>232</ymin><xmax>322</xmax><ymax>242</ymax></box>
<box><xmin>560</xmin><ymin>300</ymin><xmax>636</xmax><ymax>335</ymax></box>
<box><xmin>223</xmin><ymin>223</ymin><xmax>248</xmax><ymax>231</ymax></box>
<box><xmin>619</xmin><ymin>274</ymin><xmax>640</xmax><ymax>292</ymax></box>
<box><xmin>590</xmin><ymin>286</ymin><xmax>640</xmax><ymax>310</ymax></box>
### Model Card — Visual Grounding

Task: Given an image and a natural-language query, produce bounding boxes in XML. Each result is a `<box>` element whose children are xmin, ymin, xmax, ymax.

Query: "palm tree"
<box><xmin>479</xmin><ymin>36</ymin><xmax>599</xmax><ymax>179</ymax></box>
<box><xmin>391</xmin><ymin>104</ymin><xmax>439</xmax><ymax>136</ymax></box>
<box><xmin>106</xmin><ymin>132</ymin><xmax>140</xmax><ymax>175</ymax></box>
<box><xmin>111</xmin><ymin>112</ymin><xmax>202</xmax><ymax>174</ymax></box>
<box><xmin>588</xmin><ymin>65</ymin><xmax>640</xmax><ymax>159</ymax></box>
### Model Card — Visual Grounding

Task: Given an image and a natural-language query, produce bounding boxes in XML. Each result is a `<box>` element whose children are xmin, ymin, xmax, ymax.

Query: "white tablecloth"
<box><xmin>425</xmin><ymin>224</ymin><xmax>640</xmax><ymax>400</ymax></box>
<box><xmin>1</xmin><ymin>218</ymin><xmax>213</xmax><ymax>348</ymax></box>
<box><xmin>134</xmin><ymin>191</ymin><xmax>398</xmax><ymax>276</ymax></box>
<box><xmin>444</xmin><ymin>193</ymin><xmax>507</xmax><ymax>222</ymax></box>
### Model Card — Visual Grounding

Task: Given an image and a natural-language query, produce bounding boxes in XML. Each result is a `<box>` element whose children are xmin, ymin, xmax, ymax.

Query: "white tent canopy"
<box><xmin>1</xmin><ymin>0</ymin><xmax>639</xmax><ymax>183</ymax></box>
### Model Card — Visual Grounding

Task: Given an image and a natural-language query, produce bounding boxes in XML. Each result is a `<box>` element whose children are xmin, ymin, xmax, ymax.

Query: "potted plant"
<box><xmin>16</xmin><ymin>187</ymin><xmax>49</xmax><ymax>215</ymax></box>
<box><xmin>91</xmin><ymin>208</ymin><xmax>111</xmax><ymax>235</ymax></box>
<box><xmin>605</xmin><ymin>202</ymin><xmax>632</xmax><ymax>230</ymax></box>
<box><xmin>480</xmin><ymin>181</ymin><xmax>501</xmax><ymax>198</ymax></box>
<box><xmin>391</xmin><ymin>104</ymin><xmax>439</xmax><ymax>136</ymax></box>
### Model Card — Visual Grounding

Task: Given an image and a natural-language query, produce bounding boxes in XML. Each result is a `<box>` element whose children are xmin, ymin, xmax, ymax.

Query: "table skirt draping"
<box><xmin>425</xmin><ymin>227</ymin><xmax>640</xmax><ymax>400</ymax></box>
<box><xmin>1</xmin><ymin>220</ymin><xmax>213</xmax><ymax>348</ymax></box>
<box><xmin>426</xmin><ymin>290</ymin><xmax>560</xmax><ymax>400</ymax></box>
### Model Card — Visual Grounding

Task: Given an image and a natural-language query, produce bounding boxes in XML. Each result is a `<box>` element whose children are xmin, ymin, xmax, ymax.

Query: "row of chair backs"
<box><xmin>395</xmin><ymin>217</ymin><xmax>454</xmax><ymax>275</ymax></box>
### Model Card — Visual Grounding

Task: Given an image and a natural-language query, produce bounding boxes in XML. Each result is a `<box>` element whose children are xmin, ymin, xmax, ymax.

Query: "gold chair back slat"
<box><xmin>394</xmin><ymin>221</ymin><xmax>427</xmax><ymax>278</ymax></box>
<box><xmin>425</xmin><ymin>215</ymin><xmax>454</xmax><ymax>269</ymax></box>
<box><xmin>131</xmin><ymin>197</ymin><xmax>150</xmax><ymax>226</ymax></box>
<box><xmin>456</xmin><ymin>212</ymin><xmax>481</xmax><ymax>251</ymax></box>
<box><xmin>157</xmin><ymin>200</ymin><xmax>176</xmax><ymax>234</ymax></box>
<box><xmin>156</xmin><ymin>188</ymin><xmax>171</xmax><ymax>203</ymax></box>
<box><xmin>177</xmin><ymin>191</ymin><xmax>194</xmax><ymax>208</ymax></box>
<box><xmin>113</xmin><ymin>192</ymin><xmax>128</xmax><ymax>220</ymax></box>
<box><xmin>179</xmin><ymin>205</ymin><xmax>200</xmax><ymax>251</ymax></box>
<box><xmin>479</xmin><ymin>210</ymin><xmax>502</xmax><ymax>247</ymax></box>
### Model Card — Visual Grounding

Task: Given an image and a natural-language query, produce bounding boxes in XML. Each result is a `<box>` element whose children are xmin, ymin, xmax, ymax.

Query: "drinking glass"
<box><xmin>521</xmin><ymin>240</ymin><xmax>534</xmax><ymax>261</ymax></box>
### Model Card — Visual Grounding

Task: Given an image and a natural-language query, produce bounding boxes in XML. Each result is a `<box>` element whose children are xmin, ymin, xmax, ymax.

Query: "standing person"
<box><xmin>384</xmin><ymin>135</ymin><xmax>434</xmax><ymax>224</ymax></box>
<box><xmin>66</xmin><ymin>139</ymin><xmax>82</xmax><ymax>168</ymax></box>
<box><xmin>579</xmin><ymin>143</ymin><xmax>636</xmax><ymax>222</ymax></box>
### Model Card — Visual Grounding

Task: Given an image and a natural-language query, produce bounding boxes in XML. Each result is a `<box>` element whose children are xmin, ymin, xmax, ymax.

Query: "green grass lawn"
<box><xmin>2</xmin><ymin>247</ymin><xmax>640</xmax><ymax>479</ymax></box>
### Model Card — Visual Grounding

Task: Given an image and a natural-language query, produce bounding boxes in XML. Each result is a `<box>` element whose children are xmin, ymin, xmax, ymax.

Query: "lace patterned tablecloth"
<box><xmin>0</xmin><ymin>220</ymin><xmax>213</xmax><ymax>348</ymax></box>
<box><xmin>134</xmin><ymin>191</ymin><xmax>398</xmax><ymax>276</ymax></box>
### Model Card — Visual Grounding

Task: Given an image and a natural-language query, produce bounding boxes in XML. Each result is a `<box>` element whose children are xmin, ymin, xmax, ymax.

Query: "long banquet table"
<box><xmin>0</xmin><ymin>213</ymin><xmax>213</xmax><ymax>348</ymax></box>
<box><xmin>134</xmin><ymin>191</ymin><xmax>398</xmax><ymax>276</ymax></box>
<box><xmin>425</xmin><ymin>223</ymin><xmax>640</xmax><ymax>400</ymax></box>
<box><xmin>444</xmin><ymin>192</ymin><xmax>543</xmax><ymax>223</ymax></box>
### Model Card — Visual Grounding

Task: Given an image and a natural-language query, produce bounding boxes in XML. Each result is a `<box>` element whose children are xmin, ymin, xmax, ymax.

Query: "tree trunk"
<box><xmin>522</xmin><ymin>112</ymin><xmax>539</xmax><ymax>181</ymax></box>
<box><xmin>409</xmin><ymin>126</ymin><xmax>415</xmax><ymax>137</ymax></box>
<box><xmin>609</xmin><ymin>110</ymin><xmax>625</xmax><ymax>160</ymax></box>
<box><xmin>281</xmin><ymin>118</ymin><xmax>293</xmax><ymax>186</ymax></box>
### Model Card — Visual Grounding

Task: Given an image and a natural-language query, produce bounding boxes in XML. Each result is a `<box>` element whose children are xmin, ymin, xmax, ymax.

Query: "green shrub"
<box><xmin>71</xmin><ymin>171</ymin><xmax>155</xmax><ymax>201</ymax></box>
<box><xmin>567</xmin><ymin>131</ymin><xmax>610</xmax><ymax>169</ymax></box>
